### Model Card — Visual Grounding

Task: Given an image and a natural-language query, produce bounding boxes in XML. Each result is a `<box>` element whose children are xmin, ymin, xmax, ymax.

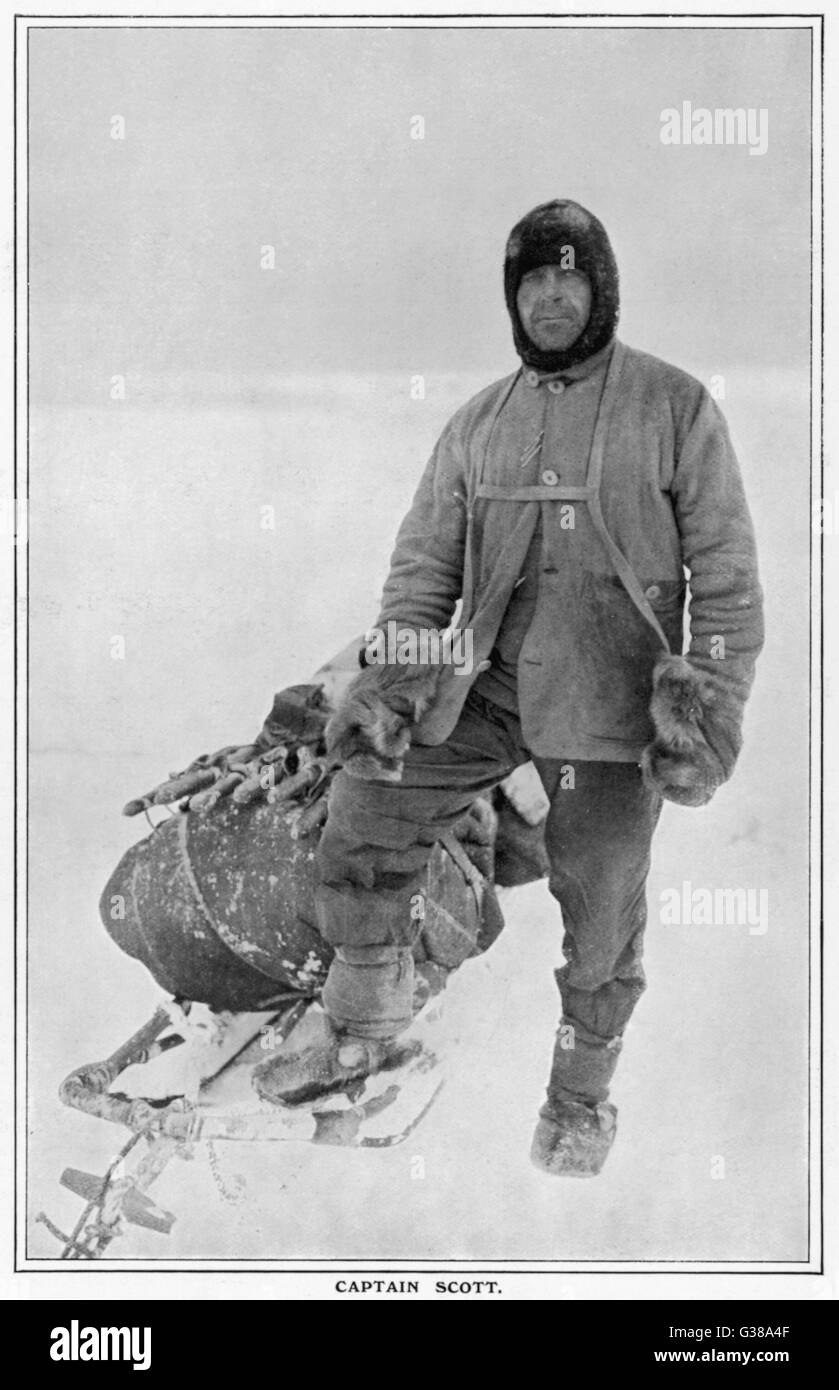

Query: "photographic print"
<box><xmin>15</xmin><ymin>10</ymin><xmax>821</xmax><ymax>1280</ymax></box>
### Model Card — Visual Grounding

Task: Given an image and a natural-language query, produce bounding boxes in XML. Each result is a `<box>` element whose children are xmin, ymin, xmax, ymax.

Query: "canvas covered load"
<box><xmin>100</xmin><ymin>682</ymin><xmax>512</xmax><ymax>1013</ymax></box>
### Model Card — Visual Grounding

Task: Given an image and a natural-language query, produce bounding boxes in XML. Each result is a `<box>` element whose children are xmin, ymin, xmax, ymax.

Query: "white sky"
<box><xmin>29</xmin><ymin>24</ymin><xmax>811</xmax><ymax>398</ymax></box>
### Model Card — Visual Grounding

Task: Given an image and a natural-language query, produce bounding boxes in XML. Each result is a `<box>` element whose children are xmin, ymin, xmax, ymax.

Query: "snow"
<box><xmin>25</xmin><ymin>368</ymin><xmax>810</xmax><ymax>1262</ymax></box>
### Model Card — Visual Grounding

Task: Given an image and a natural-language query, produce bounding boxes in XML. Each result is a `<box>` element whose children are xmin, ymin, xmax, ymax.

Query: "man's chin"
<box><xmin>528</xmin><ymin>326</ymin><xmax>583</xmax><ymax>352</ymax></box>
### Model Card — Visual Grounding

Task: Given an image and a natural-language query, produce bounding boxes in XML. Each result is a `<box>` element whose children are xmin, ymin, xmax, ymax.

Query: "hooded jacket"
<box><xmin>373</xmin><ymin>201</ymin><xmax>764</xmax><ymax>775</ymax></box>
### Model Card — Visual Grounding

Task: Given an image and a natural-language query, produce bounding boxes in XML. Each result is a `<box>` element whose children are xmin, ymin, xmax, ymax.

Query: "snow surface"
<box><xmin>26</xmin><ymin>369</ymin><xmax>810</xmax><ymax>1262</ymax></box>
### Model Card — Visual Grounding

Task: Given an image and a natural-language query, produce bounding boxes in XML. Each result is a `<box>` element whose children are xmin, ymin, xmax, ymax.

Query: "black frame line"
<box><xmin>12</xmin><ymin>9</ymin><xmax>824</xmax><ymax>1277</ymax></box>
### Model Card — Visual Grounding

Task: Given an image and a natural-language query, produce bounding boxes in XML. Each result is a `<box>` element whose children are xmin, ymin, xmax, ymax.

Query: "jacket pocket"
<box><xmin>642</xmin><ymin>577</ymin><xmax>686</xmax><ymax>655</ymax></box>
<box><xmin>575</xmin><ymin>572</ymin><xmax>685</xmax><ymax>742</ymax></box>
<box><xmin>647</xmin><ymin>577</ymin><xmax>686</xmax><ymax>645</ymax></box>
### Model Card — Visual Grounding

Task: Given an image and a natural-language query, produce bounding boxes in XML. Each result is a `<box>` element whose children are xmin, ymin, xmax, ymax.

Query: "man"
<box><xmin>264</xmin><ymin>198</ymin><xmax>765</xmax><ymax>1176</ymax></box>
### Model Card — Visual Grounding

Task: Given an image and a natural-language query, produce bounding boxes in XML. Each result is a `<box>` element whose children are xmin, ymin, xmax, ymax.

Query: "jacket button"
<box><xmin>541</xmin><ymin>469</ymin><xmax>559</xmax><ymax>486</ymax></box>
<box><xmin>645</xmin><ymin>584</ymin><xmax>661</xmax><ymax>600</ymax></box>
<box><xmin>525</xmin><ymin>370</ymin><xmax>540</xmax><ymax>387</ymax></box>
<box><xmin>547</xmin><ymin>379</ymin><xmax>566</xmax><ymax>395</ymax></box>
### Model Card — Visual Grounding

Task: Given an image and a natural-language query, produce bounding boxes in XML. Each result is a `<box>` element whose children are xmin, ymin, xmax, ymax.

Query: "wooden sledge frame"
<box><xmin>42</xmin><ymin>993</ymin><xmax>444</xmax><ymax>1257</ymax></box>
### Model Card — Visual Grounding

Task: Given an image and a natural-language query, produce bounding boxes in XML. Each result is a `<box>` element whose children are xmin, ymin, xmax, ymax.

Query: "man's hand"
<box><xmin>640</xmin><ymin>655</ymin><xmax>728</xmax><ymax>808</ymax></box>
<box><xmin>641</xmin><ymin>745</ymin><xmax>725</xmax><ymax>807</ymax></box>
<box><xmin>325</xmin><ymin>683</ymin><xmax>412</xmax><ymax>782</ymax></box>
<box><xmin>325</xmin><ymin>657</ymin><xmax>443</xmax><ymax>782</ymax></box>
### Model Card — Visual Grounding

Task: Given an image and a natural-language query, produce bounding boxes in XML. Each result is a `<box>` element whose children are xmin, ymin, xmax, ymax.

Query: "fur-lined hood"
<box><xmin>504</xmin><ymin>199</ymin><xmax>620</xmax><ymax>373</ymax></box>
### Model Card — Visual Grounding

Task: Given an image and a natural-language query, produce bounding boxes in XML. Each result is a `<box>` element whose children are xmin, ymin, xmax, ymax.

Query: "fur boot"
<box><xmin>530</xmin><ymin>1101</ymin><xmax>618</xmax><ymax>1178</ymax></box>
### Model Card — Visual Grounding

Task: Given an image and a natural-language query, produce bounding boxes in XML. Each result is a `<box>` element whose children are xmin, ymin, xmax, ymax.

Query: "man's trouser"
<box><xmin>316</xmin><ymin>689</ymin><xmax>662</xmax><ymax>1105</ymax></box>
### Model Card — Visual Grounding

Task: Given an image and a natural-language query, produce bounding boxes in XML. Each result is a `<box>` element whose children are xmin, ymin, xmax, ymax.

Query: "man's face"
<box><xmin>516</xmin><ymin>265</ymin><xmax>592</xmax><ymax>353</ymax></box>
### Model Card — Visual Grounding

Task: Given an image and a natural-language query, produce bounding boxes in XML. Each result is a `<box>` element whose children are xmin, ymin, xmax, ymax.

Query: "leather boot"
<box><xmin>252</xmin><ymin>1008</ymin><xmax>418</xmax><ymax>1106</ymax></box>
<box><xmin>252</xmin><ymin>944</ymin><xmax>416</xmax><ymax>1105</ymax></box>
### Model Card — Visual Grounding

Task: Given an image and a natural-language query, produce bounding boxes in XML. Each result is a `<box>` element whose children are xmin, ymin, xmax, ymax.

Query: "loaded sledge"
<box><xmin>40</xmin><ymin>646</ymin><xmax>548</xmax><ymax>1258</ymax></box>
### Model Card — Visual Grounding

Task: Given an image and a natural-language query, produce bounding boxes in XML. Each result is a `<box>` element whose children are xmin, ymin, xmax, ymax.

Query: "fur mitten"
<box><xmin>641</xmin><ymin>655</ymin><xmax>739</xmax><ymax>807</ymax></box>
<box><xmin>325</xmin><ymin>658</ymin><xmax>442</xmax><ymax>781</ymax></box>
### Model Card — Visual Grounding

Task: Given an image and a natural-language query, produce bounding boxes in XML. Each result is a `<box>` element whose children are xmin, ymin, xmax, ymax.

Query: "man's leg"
<box><xmin>529</xmin><ymin>759</ymin><xmax>663</xmax><ymax>1175</ymax></box>
<box><xmin>262</xmin><ymin>692</ymin><xmax>525</xmax><ymax>1100</ymax></box>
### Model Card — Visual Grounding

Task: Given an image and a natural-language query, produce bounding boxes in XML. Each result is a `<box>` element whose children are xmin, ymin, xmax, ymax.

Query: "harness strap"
<box><xmin>583</xmin><ymin>341</ymin><xmax>670</xmax><ymax>653</ymax></box>
<box><xmin>587</xmin><ymin>494</ymin><xmax>670</xmax><ymax>650</ymax></box>
<box><xmin>477</xmin><ymin>484</ymin><xmax>596</xmax><ymax>502</ymax></box>
<box><xmin>439</xmin><ymin>829</ymin><xmax>486</xmax><ymax>920</ymax></box>
<box><xmin>469</xmin><ymin>341</ymin><xmax>671</xmax><ymax>654</ymax></box>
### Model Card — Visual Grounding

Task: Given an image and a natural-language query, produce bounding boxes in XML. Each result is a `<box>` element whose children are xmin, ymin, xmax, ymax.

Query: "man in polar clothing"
<box><xmin>264</xmin><ymin>198</ymin><xmax>765</xmax><ymax>1175</ymax></box>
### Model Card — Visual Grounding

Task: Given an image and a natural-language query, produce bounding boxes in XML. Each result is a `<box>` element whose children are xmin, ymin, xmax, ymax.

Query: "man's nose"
<box><xmin>544</xmin><ymin>270</ymin><xmax>567</xmax><ymax>299</ymax></box>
